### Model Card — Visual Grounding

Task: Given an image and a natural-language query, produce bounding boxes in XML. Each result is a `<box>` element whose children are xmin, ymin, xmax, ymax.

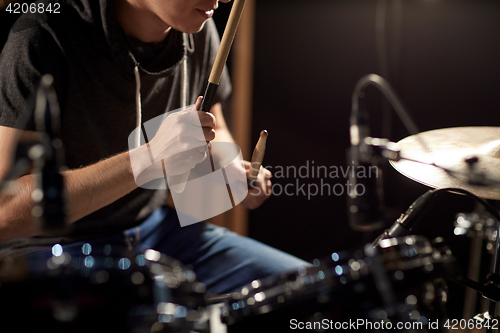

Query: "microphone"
<box><xmin>33</xmin><ymin>74</ymin><xmax>67</xmax><ymax>232</ymax></box>
<box><xmin>347</xmin><ymin>93</ymin><xmax>385</xmax><ymax>232</ymax></box>
<box><xmin>371</xmin><ymin>189</ymin><xmax>437</xmax><ymax>247</ymax></box>
<box><xmin>347</xmin><ymin>74</ymin><xmax>424</xmax><ymax>233</ymax></box>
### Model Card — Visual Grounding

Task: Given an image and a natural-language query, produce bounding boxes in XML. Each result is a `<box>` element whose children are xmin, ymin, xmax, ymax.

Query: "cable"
<box><xmin>372</xmin><ymin>187</ymin><xmax>500</xmax><ymax>248</ymax></box>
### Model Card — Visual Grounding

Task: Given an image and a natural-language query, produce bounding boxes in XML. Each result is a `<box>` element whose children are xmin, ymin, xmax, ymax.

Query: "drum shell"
<box><xmin>223</xmin><ymin>236</ymin><xmax>457</xmax><ymax>332</ymax></box>
<box><xmin>0</xmin><ymin>248</ymin><xmax>207</xmax><ymax>333</ymax></box>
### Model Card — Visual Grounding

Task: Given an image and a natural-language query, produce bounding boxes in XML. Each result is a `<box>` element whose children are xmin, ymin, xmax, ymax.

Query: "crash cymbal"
<box><xmin>390</xmin><ymin>126</ymin><xmax>500</xmax><ymax>201</ymax></box>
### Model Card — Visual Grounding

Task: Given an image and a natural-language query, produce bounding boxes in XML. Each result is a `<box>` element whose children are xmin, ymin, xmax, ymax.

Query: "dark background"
<box><xmin>216</xmin><ymin>0</ymin><xmax>500</xmax><ymax>318</ymax></box>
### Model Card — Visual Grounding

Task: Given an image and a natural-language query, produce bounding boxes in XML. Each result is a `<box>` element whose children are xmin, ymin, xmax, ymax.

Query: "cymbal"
<box><xmin>390</xmin><ymin>126</ymin><xmax>500</xmax><ymax>201</ymax></box>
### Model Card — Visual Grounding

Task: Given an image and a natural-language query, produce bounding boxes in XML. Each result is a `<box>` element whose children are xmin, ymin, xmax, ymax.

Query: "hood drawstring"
<box><xmin>180</xmin><ymin>33</ymin><xmax>194</xmax><ymax>109</ymax></box>
<box><xmin>132</xmin><ymin>32</ymin><xmax>193</xmax><ymax>149</ymax></box>
<box><xmin>134</xmin><ymin>64</ymin><xmax>142</xmax><ymax>149</ymax></box>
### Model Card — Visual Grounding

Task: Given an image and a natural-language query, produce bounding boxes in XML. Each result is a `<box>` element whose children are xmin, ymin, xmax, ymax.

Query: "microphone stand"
<box><xmin>348</xmin><ymin>74</ymin><xmax>422</xmax><ymax>232</ymax></box>
<box><xmin>33</xmin><ymin>74</ymin><xmax>67</xmax><ymax>232</ymax></box>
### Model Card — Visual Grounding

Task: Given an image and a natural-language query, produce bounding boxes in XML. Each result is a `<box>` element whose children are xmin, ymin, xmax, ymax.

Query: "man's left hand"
<box><xmin>241</xmin><ymin>160</ymin><xmax>272</xmax><ymax>210</ymax></box>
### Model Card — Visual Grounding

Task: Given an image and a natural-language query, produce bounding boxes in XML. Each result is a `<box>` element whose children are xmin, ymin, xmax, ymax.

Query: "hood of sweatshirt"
<box><xmin>62</xmin><ymin>0</ymin><xmax>194</xmax><ymax>75</ymax></box>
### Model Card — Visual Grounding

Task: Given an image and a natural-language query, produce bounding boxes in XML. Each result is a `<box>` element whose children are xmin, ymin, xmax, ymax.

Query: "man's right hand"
<box><xmin>130</xmin><ymin>96</ymin><xmax>217</xmax><ymax>185</ymax></box>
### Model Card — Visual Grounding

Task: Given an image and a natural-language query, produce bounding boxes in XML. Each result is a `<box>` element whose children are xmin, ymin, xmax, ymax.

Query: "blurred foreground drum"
<box><xmin>0</xmin><ymin>246</ymin><xmax>208</xmax><ymax>333</ymax></box>
<box><xmin>222</xmin><ymin>236</ymin><xmax>457</xmax><ymax>332</ymax></box>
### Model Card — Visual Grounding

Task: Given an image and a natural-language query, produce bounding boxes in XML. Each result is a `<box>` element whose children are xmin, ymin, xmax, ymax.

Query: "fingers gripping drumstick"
<box><xmin>248</xmin><ymin>130</ymin><xmax>268</xmax><ymax>182</ymax></box>
<box><xmin>169</xmin><ymin>0</ymin><xmax>247</xmax><ymax>194</ymax></box>
<box><xmin>200</xmin><ymin>0</ymin><xmax>247</xmax><ymax>112</ymax></box>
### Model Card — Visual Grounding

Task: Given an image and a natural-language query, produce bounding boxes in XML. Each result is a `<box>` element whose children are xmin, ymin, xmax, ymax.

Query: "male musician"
<box><xmin>0</xmin><ymin>0</ymin><xmax>308</xmax><ymax>294</ymax></box>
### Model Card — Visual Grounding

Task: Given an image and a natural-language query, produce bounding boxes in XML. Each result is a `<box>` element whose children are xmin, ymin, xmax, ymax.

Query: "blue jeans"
<box><xmin>39</xmin><ymin>206</ymin><xmax>309</xmax><ymax>294</ymax></box>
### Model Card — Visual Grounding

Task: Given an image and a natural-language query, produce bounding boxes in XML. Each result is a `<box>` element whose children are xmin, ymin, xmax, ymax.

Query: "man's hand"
<box><xmin>130</xmin><ymin>96</ymin><xmax>217</xmax><ymax>185</ymax></box>
<box><xmin>193</xmin><ymin>96</ymin><xmax>217</xmax><ymax>143</ymax></box>
<box><xmin>149</xmin><ymin>96</ymin><xmax>216</xmax><ymax>175</ymax></box>
<box><xmin>242</xmin><ymin>160</ymin><xmax>272</xmax><ymax>210</ymax></box>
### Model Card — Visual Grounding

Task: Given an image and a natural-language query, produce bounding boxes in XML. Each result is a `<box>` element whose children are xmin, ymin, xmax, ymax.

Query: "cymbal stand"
<box><xmin>488</xmin><ymin>205</ymin><xmax>500</xmax><ymax>333</ymax></box>
<box><xmin>454</xmin><ymin>207</ymin><xmax>495</xmax><ymax>331</ymax></box>
<box><xmin>454</xmin><ymin>202</ymin><xmax>500</xmax><ymax>333</ymax></box>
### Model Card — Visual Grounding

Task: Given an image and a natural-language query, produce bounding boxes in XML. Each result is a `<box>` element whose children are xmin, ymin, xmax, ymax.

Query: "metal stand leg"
<box><xmin>463</xmin><ymin>235</ymin><xmax>483</xmax><ymax>327</ymax></box>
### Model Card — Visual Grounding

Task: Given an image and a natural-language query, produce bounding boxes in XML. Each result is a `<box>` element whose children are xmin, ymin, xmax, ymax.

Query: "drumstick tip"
<box><xmin>260</xmin><ymin>130</ymin><xmax>268</xmax><ymax>139</ymax></box>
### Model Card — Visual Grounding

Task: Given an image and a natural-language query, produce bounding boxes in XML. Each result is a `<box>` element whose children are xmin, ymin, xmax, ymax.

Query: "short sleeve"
<box><xmin>0</xmin><ymin>16</ymin><xmax>67</xmax><ymax>131</ymax></box>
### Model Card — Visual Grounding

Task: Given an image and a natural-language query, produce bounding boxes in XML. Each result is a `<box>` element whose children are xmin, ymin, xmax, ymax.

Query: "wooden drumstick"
<box><xmin>170</xmin><ymin>0</ymin><xmax>247</xmax><ymax>194</ymax></box>
<box><xmin>248</xmin><ymin>130</ymin><xmax>268</xmax><ymax>182</ymax></box>
<box><xmin>200</xmin><ymin>0</ymin><xmax>247</xmax><ymax>112</ymax></box>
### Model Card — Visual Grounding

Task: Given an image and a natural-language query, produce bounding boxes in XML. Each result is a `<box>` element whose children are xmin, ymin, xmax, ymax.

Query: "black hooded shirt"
<box><xmin>0</xmin><ymin>0</ymin><xmax>231</xmax><ymax>255</ymax></box>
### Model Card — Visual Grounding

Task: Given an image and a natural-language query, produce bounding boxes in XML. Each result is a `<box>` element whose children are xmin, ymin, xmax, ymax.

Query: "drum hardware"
<box><xmin>446</xmin><ymin>272</ymin><xmax>500</xmax><ymax>333</ymax></box>
<box><xmin>449</xmin><ymin>273</ymin><xmax>500</xmax><ymax>303</ymax></box>
<box><xmin>206</xmin><ymin>293</ymin><xmax>239</xmax><ymax>305</ymax></box>
<box><xmin>372</xmin><ymin>187</ymin><xmax>499</xmax><ymax>248</ymax></box>
<box><xmin>453</xmin><ymin>205</ymin><xmax>497</xmax><ymax>322</ymax></box>
<box><xmin>454</xmin><ymin>211</ymin><xmax>497</xmax><ymax>254</ymax></box>
<box><xmin>387</xmin><ymin>126</ymin><xmax>500</xmax><ymax>330</ymax></box>
<box><xmin>32</xmin><ymin>74</ymin><xmax>67</xmax><ymax>232</ymax></box>
<box><xmin>0</xmin><ymin>75</ymin><xmax>67</xmax><ymax>232</ymax></box>
<box><xmin>474</xmin><ymin>311</ymin><xmax>494</xmax><ymax>324</ymax></box>
<box><xmin>0</xmin><ymin>247</ymin><xmax>209</xmax><ymax>333</ymax></box>
<box><xmin>221</xmin><ymin>235</ymin><xmax>456</xmax><ymax>332</ymax></box>
<box><xmin>0</xmin><ymin>75</ymin><xmax>68</xmax><ymax>234</ymax></box>
<box><xmin>372</xmin><ymin>188</ymin><xmax>500</xmax><ymax>329</ymax></box>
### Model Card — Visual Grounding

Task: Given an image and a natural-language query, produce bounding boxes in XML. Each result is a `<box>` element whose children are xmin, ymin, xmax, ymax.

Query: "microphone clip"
<box><xmin>361</xmin><ymin>137</ymin><xmax>401</xmax><ymax>162</ymax></box>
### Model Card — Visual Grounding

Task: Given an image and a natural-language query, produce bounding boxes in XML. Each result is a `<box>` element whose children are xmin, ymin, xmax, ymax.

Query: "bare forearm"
<box><xmin>0</xmin><ymin>151</ymin><xmax>137</xmax><ymax>241</ymax></box>
<box><xmin>65</xmin><ymin>151</ymin><xmax>137</xmax><ymax>222</ymax></box>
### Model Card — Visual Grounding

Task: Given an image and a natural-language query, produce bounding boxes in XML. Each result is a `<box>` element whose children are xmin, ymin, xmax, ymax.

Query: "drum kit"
<box><xmin>1</xmin><ymin>73</ymin><xmax>499</xmax><ymax>333</ymax></box>
<box><xmin>213</xmin><ymin>121</ymin><xmax>500</xmax><ymax>332</ymax></box>
<box><xmin>0</xmin><ymin>247</ymin><xmax>208</xmax><ymax>333</ymax></box>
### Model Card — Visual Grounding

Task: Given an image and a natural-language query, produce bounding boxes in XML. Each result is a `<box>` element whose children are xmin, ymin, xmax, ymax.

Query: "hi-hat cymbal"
<box><xmin>390</xmin><ymin>126</ymin><xmax>500</xmax><ymax>200</ymax></box>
